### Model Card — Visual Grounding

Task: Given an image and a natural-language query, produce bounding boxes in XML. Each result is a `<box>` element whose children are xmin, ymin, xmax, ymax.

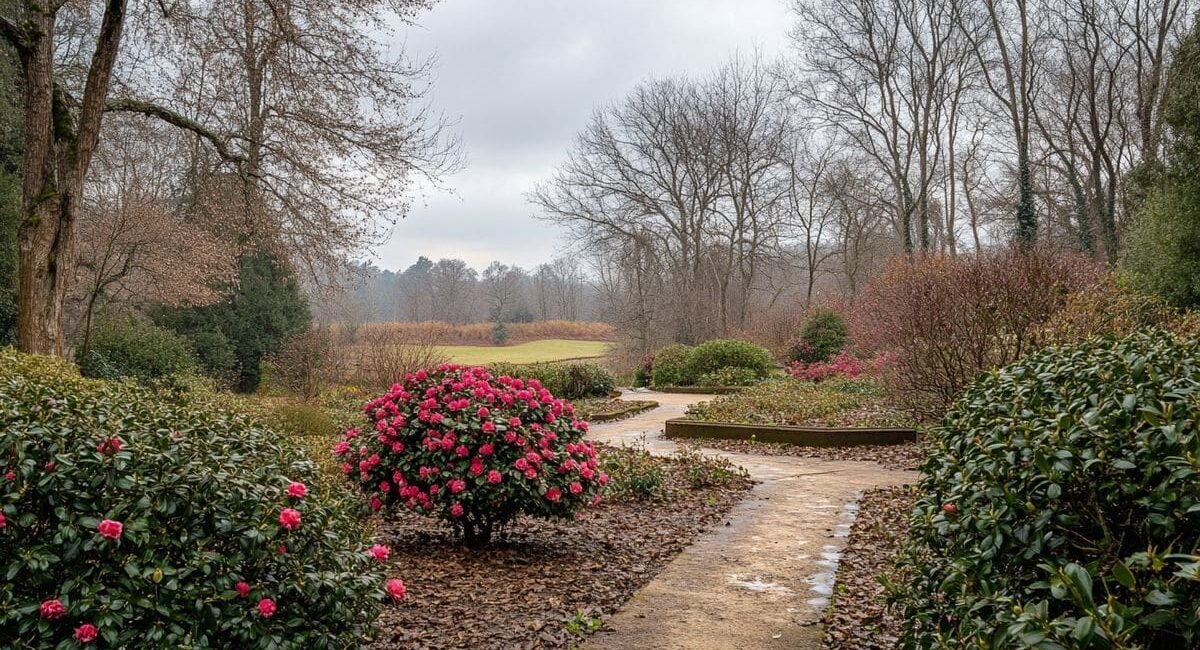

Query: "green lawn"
<box><xmin>438</xmin><ymin>339</ymin><xmax>612</xmax><ymax>365</ymax></box>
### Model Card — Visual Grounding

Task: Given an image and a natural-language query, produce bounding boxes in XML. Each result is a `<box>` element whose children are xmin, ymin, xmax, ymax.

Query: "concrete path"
<box><xmin>584</xmin><ymin>390</ymin><xmax>917</xmax><ymax>650</ymax></box>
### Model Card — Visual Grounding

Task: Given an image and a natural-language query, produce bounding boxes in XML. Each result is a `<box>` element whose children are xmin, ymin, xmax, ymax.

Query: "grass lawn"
<box><xmin>437</xmin><ymin>339</ymin><xmax>612</xmax><ymax>365</ymax></box>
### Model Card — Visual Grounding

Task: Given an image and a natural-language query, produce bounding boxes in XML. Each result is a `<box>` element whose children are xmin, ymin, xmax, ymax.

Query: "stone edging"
<box><xmin>587</xmin><ymin>400</ymin><xmax>660</xmax><ymax>422</ymax></box>
<box><xmin>664</xmin><ymin>418</ymin><xmax>917</xmax><ymax>447</ymax></box>
<box><xmin>650</xmin><ymin>385</ymin><xmax>746</xmax><ymax>395</ymax></box>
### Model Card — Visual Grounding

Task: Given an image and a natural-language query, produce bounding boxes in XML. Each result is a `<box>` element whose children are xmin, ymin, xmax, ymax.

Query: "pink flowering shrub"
<box><xmin>340</xmin><ymin>363</ymin><xmax>605</xmax><ymax>545</ymax></box>
<box><xmin>786</xmin><ymin>351</ymin><xmax>889</xmax><ymax>382</ymax></box>
<box><xmin>0</xmin><ymin>349</ymin><xmax>399</xmax><ymax>648</ymax></box>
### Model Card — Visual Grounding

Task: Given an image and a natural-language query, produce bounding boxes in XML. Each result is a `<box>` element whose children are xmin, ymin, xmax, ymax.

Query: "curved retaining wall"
<box><xmin>664</xmin><ymin>418</ymin><xmax>917</xmax><ymax>447</ymax></box>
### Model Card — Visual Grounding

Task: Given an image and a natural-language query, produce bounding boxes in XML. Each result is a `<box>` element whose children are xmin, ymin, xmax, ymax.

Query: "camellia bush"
<box><xmin>0</xmin><ymin>349</ymin><xmax>403</xmax><ymax>648</ymax></box>
<box><xmin>890</xmin><ymin>331</ymin><xmax>1200</xmax><ymax>648</ymax></box>
<box><xmin>337</xmin><ymin>364</ymin><xmax>606</xmax><ymax>546</ymax></box>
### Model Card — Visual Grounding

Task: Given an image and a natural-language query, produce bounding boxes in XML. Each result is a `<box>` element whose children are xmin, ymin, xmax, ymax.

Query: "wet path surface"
<box><xmin>584</xmin><ymin>391</ymin><xmax>917</xmax><ymax>650</ymax></box>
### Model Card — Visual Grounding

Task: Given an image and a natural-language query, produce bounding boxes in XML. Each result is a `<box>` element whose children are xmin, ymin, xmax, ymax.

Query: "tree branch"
<box><xmin>105</xmin><ymin>98</ymin><xmax>249</xmax><ymax>166</ymax></box>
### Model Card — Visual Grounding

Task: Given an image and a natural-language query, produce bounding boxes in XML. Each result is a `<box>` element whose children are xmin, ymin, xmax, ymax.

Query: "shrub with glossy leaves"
<box><xmin>650</xmin><ymin>343</ymin><xmax>694</xmax><ymax>388</ymax></box>
<box><xmin>789</xmin><ymin>309</ymin><xmax>848</xmax><ymax>363</ymax></box>
<box><xmin>685</xmin><ymin>339</ymin><xmax>774</xmax><ymax>380</ymax></box>
<box><xmin>339</xmin><ymin>364</ymin><xmax>606</xmax><ymax>546</ymax></box>
<box><xmin>488</xmin><ymin>361</ymin><xmax>614</xmax><ymax>400</ymax></box>
<box><xmin>0</xmin><ymin>349</ymin><xmax>399</xmax><ymax>649</ymax></box>
<box><xmin>890</xmin><ymin>331</ymin><xmax>1200</xmax><ymax>648</ymax></box>
<box><xmin>76</xmin><ymin>317</ymin><xmax>196</xmax><ymax>382</ymax></box>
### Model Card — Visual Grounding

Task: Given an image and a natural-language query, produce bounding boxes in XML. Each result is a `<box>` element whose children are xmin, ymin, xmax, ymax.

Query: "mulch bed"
<box><xmin>370</xmin><ymin>457</ymin><xmax>754</xmax><ymax>649</ymax></box>
<box><xmin>663</xmin><ymin>437</ymin><xmax>927</xmax><ymax>471</ymax></box>
<box><xmin>820</xmin><ymin>485</ymin><xmax>918</xmax><ymax>650</ymax></box>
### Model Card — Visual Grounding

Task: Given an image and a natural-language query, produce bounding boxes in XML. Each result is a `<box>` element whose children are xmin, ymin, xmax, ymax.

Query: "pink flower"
<box><xmin>44</xmin><ymin>461</ymin><xmax>56</xmax><ymax>473</ymax></box>
<box><xmin>479</xmin><ymin>443</ymin><xmax>494</xmax><ymax>456</ymax></box>
<box><xmin>514</xmin><ymin>458</ymin><xmax>529</xmax><ymax>471</ymax></box>
<box><xmin>333</xmin><ymin>441</ymin><xmax>351</xmax><ymax>456</ymax></box>
<box><xmin>450</xmin><ymin>502</ymin><xmax>464</xmax><ymax>518</ymax></box>
<box><xmin>482</xmin><ymin>421</ymin><xmax>496</xmax><ymax>433</ymax></box>
<box><xmin>96</xmin><ymin>436</ymin><xmax>123</xmax><ymax>454</ymax></box>
<box><xmin>386</xmin><ymin>578</ymin><xmax>407</xmax><ymax>601</ymax></box>
<box><xmin>97</xmin><ymin>519</ymin><xmax>123</xmax><ymax>541</ymax></box>
<box><xmin>4</xmin><ymin>470</ymin><xmax>13</xmax><ymax>481</ymax></box>
<box><xmin>545</xmin><ymin>487</ymin><xmax>562</xmax><ymax>502</ymax></box>
<box><xmin>448</xmin><ymin>479</ymin><xmax>466</xmax><ymax>494</ymax></box>
<box><xmin>40</xmin><ymin>599</ymin><xmax>66</xmax><ymax>620</ymax></box>
<box><xmin>524</xmin><ymin>468</ymin><xmax>538</xmax><ymax>480</ymax></box>
<box><xmin>74</xmin><ymin>623</ymin><xmax>98</xmax><ymax>643</ymax></box>
<box><xmin>235</xmin><ymin>581</ymin><xmax>251</xmax><ymax>598</ymax></box>
<box><xmin>278</xmin><ymin>508</ymin><xmax>302</xmax><ymax>530</ymax></box>
<box><xmin>0</xmin><ymin>512</ymin><xmax>5</xmax><ymax>529</ymax></box>
<box><xmin>487</xmin><ymin>470</ymin><xmax>503</xmax><ymax>484</ymax></box>
<box><xmin>569</xmin><ymin>481</ymin><xmax>583</xmax><ymax>495</ymax></box>
<box><xmin>370</xmin><ymin>496</ymin><xmax>383</xmax><ymax>511</ymax></box>
<box><xmin>455</xmin><ymin>445</ymin><xmax>470</xmax><ymax>458</ymax></box>
<box><xmin>368</xmin><ymin>544</ymin><xmax>391</xmax><ymax>562</ymax></box>
<box><xmin>278</xmin><ymin>544</ymin><xmax>288</xmax><ymax>555</ymax></box>
<box><xmin>477</xmin><ymin>406</ymin><xmax>490</xmax><ymax>418</ymax></box>
<box><xmin>287</xmin><ymin>482</ymin><xmax>308</xmax><ymax>498</ymax></box>
<box><xmin>257</xmin><ymin>598</ymin><xmax>276</xmax><ymax>618</ymax></box>
<box><xmin>597</xmin><ymin>473</ymin><xmax>609</xmax><ymax>486</ymax></box>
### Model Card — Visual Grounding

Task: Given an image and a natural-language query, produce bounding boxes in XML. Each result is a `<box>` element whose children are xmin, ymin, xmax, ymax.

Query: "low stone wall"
<box><xmin>664</xmin><ymin>418</ymin><xmax>917</xmax><ymax>447</ymax></box>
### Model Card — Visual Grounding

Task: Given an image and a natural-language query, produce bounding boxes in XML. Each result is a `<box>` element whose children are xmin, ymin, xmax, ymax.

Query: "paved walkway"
<box><xmin>584</xmin><ymin>390</ymin><xmax>917</xmax><ymax>650</ymax></box>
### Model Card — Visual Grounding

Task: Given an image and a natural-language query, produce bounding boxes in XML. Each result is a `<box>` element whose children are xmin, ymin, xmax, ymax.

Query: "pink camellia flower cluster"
<box><xmin>337</xmin><ymin>363</ymin><xmax>605</xmax><ymax>543</ymax></box>
<box><xmin>97</xmin><ymin>519</ymin><xmax>123</xmax><ymax>541</ymax></box>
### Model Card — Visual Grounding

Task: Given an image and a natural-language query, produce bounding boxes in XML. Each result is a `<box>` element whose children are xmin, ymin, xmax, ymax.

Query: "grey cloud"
<box><xmin>373</xmin><ymin>0</ymin><xmax>793</xmax><ymax>272</ymax></box>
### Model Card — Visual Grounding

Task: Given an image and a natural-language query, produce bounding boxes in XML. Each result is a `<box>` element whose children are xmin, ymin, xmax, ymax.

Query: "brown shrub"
<box><xmin>852</xmin><ymin>246</ymin><xmax>1104</xmax><ymax>419</ymax></box>
<box><xmin>268</xmin><ymin>326</ymin><xmax>339</xmax><ymax>401</ymax></box>
<box><xmin>1041</xmin><ymin>274</ymin><xmax>1181</xmax><ymax>346</ymax></box>
<box><xmin>341</xmin><ymin>326</ymin><xmax>449</xmax><ymax>391</ymax></box>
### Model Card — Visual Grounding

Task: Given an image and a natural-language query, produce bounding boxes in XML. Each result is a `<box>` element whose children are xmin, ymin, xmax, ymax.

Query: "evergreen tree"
<box><xmin>156</xmin><ymin>253</ymin><xmax>310</xmax><ymax>392</ymax></box>
<box><xmin>1124</xmin><ymin>20</ymin><xmax>1200</xmax><ymax>308</ymax></box>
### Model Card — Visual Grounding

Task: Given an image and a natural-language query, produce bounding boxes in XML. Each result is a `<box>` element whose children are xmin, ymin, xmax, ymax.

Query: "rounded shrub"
<box><xmin>891</xmin><ymin>331</ymin><xmax>1200</xmax><ymax>648</ymax></box>
<box><xmin>0</xmin><ymin>349</ymin><xmax>399</xmax><ymax>648</ymax></box>
<box><xmin>788</xmin><ymin>309</ymin><xmax>848</xmax><ymax>363</ymax></box>
<box><xmin>685</xmin><ymin>339</ymin><xmax>774</xmax><ymax>380</ymax></box>
<box><xmin>487</xmin><ymin>361</ymin><xmax>614</xmax><ymax>400</ymax></box>
<box><xmin>650</xmin><ymin>343</ymin><xmax>694</xmax><ymax>388</ymax></box>
<box><xmin>338</xmin><ymin>364</ymin><xmax>605</xmax><ymax>546</ymax></box>
<box><xmin>695</xmin><ymin>366</ymin><xmax>760</xmax><ymax>387</ymax></box>
<box><xmin>76</xmin><ymin>317</ymin><xmax>196</xmax><ymax>382</ymax></box>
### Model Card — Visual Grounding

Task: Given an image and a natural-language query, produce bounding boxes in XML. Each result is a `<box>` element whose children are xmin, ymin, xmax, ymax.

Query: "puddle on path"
<box><xmin>803</xmin><ymin>496</ymin><xmax>861</xmax><ymax>609</ymax></box>
<box><xmin>727</xmin><ymin>573</ymin><xmax>795</xmax><ymax>595</ymax></box>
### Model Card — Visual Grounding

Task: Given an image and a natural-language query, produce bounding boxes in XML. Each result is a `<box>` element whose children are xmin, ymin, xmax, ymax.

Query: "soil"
<box><xmin>370</xmin><ymin>455</ymin><xmax>753</xmax><ymax>650</ymax></box>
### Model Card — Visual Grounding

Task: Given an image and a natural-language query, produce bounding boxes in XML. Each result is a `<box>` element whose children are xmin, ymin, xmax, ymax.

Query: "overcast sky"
<box><xmin>370</xmin><ymin>0</ymin><xmax>793</xmax><ymax>273</ymax></box>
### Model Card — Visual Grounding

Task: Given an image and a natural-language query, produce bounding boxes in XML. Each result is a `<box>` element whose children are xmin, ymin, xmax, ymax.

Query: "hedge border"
<box><xmin>664</xmin><ymin>418</ymin><xmax>917</xmax><ymax>447</ymax></box>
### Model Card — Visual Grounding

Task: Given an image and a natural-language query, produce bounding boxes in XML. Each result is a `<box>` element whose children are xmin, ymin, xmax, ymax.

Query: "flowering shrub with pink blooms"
<box><xmin>339</xmin><ymin>363</ymin><xmax>606</xmax><ymax>545</ymax></box>
<box><xmin>786</xmin><ymin>351</ymin><xmax>889</xmax><ymax>383</ymax></box>
<box><xmin>0</xmin><ymin>349</ymin><xmax>401</xmax><ymax>648</ymax></box>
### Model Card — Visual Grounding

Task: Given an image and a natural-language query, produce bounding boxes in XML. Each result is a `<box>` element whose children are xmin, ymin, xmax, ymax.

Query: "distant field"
<box><xmin>438</xmin><ymin>339</ymin><xmax>612</xmax><ymax>365</ymax></box>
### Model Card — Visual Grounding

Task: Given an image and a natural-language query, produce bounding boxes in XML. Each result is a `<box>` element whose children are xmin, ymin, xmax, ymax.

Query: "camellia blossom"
<box><xmin>486</xmin><ymin>470</ymin><xmax>503</xmax><ymax>485</ymax></box>
<box><xmin>95</xmin><ymin>436</ymin><xmax>123</xmax><ymax>455</ymax></box>
<box><xmin>235</xmin><ymin>581</ymin><xmax>251</xmax><ymax>598</ymax></box>
<box><xmin>368</xmin><ymin>544</ymin><xmax>391</xmax><ymax>562</ymax></box>
<box><xmin>40</xmin><ymin>599</ymin><xmax>66</xmax><ymax>619</ymax></box>
<box><xmin>257</xmin><ymin>598</ymin><xmax>277</xmax><ymax>618</ymax></box>
<box><xmin>74</xmin><ymin>623</ymin><xmax>98</xmax><ymax>643</ymax></box>
<box><xmin>545</xmin><ymin>487</ymin><xmax>562</xmax><ymax>502</ymax></box>
<box><xmin>279</xmin><ymin>508</ymin><xmax>302</xmax><ymax>530</ymax></box>
<box><xmin>278</xmin><ymin>544</ymin><xmax>288</xmax><ymax>555</ymax></box>
<box><xmin>97</xmin><ymin>519</ymin><xmax>123</xmax><ymax>541</ymax></box>
<box><xmin>0</xmin><ymin>512</ymin><xmax>5</xmax><ymax>529</ymax></box>
<box><xmin>450</xmin><ymin>502</ymin><xmax>464</xmax><ymax>518</ymax></box>
<box><xmin>286</xmin><ymin>482</ymin><xmax>308</xmax><ymax>499</ymax></box>
<box><xmin>386</xmin><ymin>578</ymin><xmax>407</xmax><ymax>601</ymax></box>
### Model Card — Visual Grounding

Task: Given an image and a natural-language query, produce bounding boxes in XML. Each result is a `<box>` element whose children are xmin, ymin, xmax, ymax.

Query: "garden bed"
<box><xmin>652</xmin><ymin>384</ymin><xmax>747</xmax><ymax>394</ymax></box>
<box><xmin>369</xmin><ymin>451</ymin><xmax>753</xmax><ymax>649</ymax></box>
<box><xmin>573</xmin><ymin>397</ymin><xmax>659</xmax><ymax>422</ymax></box>
<box><xmin>664</xmin><ymin>418</ymin><xmax>916</xmax><ymax>447</ymax></box>
<box><xmin>665</xmin><ymin>436</ymin><xmax>926</xmax><ymax>471</ymax></box>
<box><xmin>683</xmin><ymin>378</ymin><xmax>913</xmax><ymax>428</ymax></box>
<box><xmin>820</xmin><ymin>486</ymin><xmax>916</xmax><ymax>650</ymax></box>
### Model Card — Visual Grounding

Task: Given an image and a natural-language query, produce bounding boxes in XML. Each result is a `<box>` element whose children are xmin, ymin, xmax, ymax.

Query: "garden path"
<box><xmin>583</xmin><ymin>390</ymin><xmax>917</xmax><ymax>650</ymax></box>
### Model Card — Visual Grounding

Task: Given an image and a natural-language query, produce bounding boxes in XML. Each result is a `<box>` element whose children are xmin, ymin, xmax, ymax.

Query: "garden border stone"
<box><xmin>664</xmin><ymin>418</ymin><xmax>917</xmax><ymax>447</ymax></box>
